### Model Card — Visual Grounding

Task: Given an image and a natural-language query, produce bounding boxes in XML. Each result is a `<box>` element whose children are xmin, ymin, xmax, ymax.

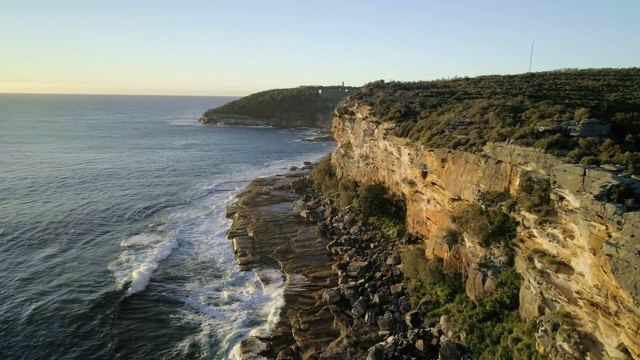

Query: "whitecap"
<box><xmin>120</xmin><ymin>233</ymin><xmax>163</xmax><ymax>247</ymax></box>
<box><xmin>125</xmin><ymin>238</ymin><xmax>177</xmax><ymax>295</ymax></box>
<box><xmin>109</xmin><ymin>233</ymin><xmax>177</xmax><ymax>295</ymax></box>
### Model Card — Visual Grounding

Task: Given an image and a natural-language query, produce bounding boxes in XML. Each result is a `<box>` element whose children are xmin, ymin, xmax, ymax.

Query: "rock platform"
<box><xmin>225</xmin><ymin>171</ymin><xmax>451</xmax><ymax>359</ymax></box>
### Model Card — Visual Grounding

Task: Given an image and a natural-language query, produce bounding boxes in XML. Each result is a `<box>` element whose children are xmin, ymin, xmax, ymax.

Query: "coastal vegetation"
<box><xmin>452</xmin><ymin>203</ymin><xmax>518</xmax><ymax>247</ymax></box>
<box><xmin>353</xmin><ymin>68</ymin><xmax>640</xmax><ymax>174</ymax></box>
<box><xmin>401</xmin><ymin>249</ymin><xmax>544</xmax><ymax>359</ymax></box>
<box><xmin>394</xmin><ymin>183</ymin><xmax>549</xmax><ymax>358</ymax></box>
<box><xmin>201</xmin><ymin>85</ymin><xmax>358</xmax><ymax>128</ymax></box>
<box><xmin>312</xmin><ymin>154</ymin><xmax>542</xmax><ymax>358</ymax></box>
<box><xmin>311</xmin><ymin>154</ymin><xmax>406</xmax><ymax>240</ymax></box>
<box><xmin>516</xmin><ymin>174</ymin><xmax>555</xmax><ymax>218</ymax></box>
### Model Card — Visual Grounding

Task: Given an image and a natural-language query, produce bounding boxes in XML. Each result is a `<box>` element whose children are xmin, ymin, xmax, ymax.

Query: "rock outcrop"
<box><xmin>330</xmin><ymin>97</ymin><xmax>640</xmax><ymax>359</ymax></box>
<box><xmin>537</xmin><ymin>119</ymin><xmax>612</xmax><ymax>138</ymax></box>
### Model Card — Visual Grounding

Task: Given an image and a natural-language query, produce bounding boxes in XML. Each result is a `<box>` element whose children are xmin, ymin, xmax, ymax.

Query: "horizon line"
<box><xmin>0</xmin><ymin>92</ymin><xmax>245</xmax><ymax>97</ymax></box>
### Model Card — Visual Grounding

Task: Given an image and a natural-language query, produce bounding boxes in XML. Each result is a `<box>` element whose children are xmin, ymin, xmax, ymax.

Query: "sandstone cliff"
<box><xmin>330</xmin><ymin>98</ymin><xmax>640</xmax><ymax>359</ymax></box>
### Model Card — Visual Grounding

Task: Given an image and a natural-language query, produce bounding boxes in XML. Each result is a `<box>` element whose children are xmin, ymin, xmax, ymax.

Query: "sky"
<box><xmin>1</xmin><ymin>0</ymin><xmax>638</xmax><ymax>96</ymax></box>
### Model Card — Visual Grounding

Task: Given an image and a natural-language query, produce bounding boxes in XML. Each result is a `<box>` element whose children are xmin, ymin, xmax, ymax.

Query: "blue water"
<box><xmin>0</xmin><ymin>94</ymin><xmax>334</xmax><ymax>359</ymax></box>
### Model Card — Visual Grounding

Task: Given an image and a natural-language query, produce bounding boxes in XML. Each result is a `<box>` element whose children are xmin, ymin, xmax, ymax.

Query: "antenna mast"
<box><xmin>529</xmin><ymin>42</ymin><xmax>534</xmax><ymax>72</ymax></box>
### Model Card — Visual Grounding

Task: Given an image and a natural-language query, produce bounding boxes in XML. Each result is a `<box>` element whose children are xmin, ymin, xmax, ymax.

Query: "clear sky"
<box><xmin>1</xmin><ymin>0</ymin><xmax>638</xmax><ymax>96</ymax></box>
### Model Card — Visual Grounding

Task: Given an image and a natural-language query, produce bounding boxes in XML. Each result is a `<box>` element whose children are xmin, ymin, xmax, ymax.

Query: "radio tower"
<box><xmin>529</xmin><ymin>42</ymin><xmax>534</xmax><ymax>72</ymax></box>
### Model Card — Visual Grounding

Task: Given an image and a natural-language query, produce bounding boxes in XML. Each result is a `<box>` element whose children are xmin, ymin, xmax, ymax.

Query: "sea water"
<box><xmin>0</xmin><ymin>94</ymin><xmax>334</xmax><ymax>359</ymax></box>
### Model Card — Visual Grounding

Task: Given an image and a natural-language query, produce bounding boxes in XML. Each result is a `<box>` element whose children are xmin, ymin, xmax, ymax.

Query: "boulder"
<box><xmin>347</xmin><ymin>261</ymin><xmax>370</xmax><ymax>277</ymax></box>
<box><xmin>365</xmin><ymin>308</ymin><xmax>379</xmax><ymax>325</ymax></box>
<box><xmin>390</xmin><ymin>283</ymin><xmax>405</xmax><ymax>295</ymax></box>
<box><xmin>386</xmin><ymin>252</ymin><xmax>402</xmax><ymax>266</ymax></box>
<box><xmin>323</xmin><ymin>288</ymin><xmax>341</xmax><ymax>304</ymax></box>
<box><xmin>377</xmin><ymin>312</ymin><xmax>395</xmax><ymax>331</ymax></box>
<box><xmin>372</xmin><ymin>291</ymin><xmax>389</xmax><ymax>307</ymax></box>
<box><xmin>352</xmin><ymin>297</ymin><xmax>369</xmax><ymax>317</ymax></box>
<box><xmin>439</xmin><ymin>339</ymin><xmax>462</xmax><ymax>360</ymax></box>
<box><xmin>235</xmin><ymin>337</ymin><xmax>270</xmax><ymax>359</ymax></box>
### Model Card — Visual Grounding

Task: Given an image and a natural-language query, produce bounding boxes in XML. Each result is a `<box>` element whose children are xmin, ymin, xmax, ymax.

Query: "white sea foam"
<box><xmin>110</xmin><ymin>136</ymin><xmax>335</xmax><ymax>355</ymax></box>
<box><xmin>161</xmin><ymin>174</ymin><xmax>291</xmax><ymax>358</ymax></box>
<box><xmin>120</xmin><ymin>233</ymin><xmax>163</xmax><ymax>247</ymax></box>
<box><xmin>109</xmin><ymin>232</ymin><xmax>178</xmax><ymax>295</ymax></box>
<box><xmin>125</xmin><ymin>238</ymin><xmax>177</xmax><ymax>295</ymax></box>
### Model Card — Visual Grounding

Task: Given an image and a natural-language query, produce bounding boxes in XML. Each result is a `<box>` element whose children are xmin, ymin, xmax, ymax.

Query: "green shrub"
<box><xmin>608</xmin><ymin>184</ymin><xmax>640</xmax><ymax>211</ymax></box>
<box><xmin>480</xmin><ymin>190</ymin><xmax>510</xmax><ymax>207</ymax></box>
<box><xmin>444</xmin><ymin>228</ymin><xmax>463</xmax><ymax>245</ymax></box>
<box><xmin>357</xmin><ymin>183</ymin><xmax>391</xmax><ymax>219</ymax></box>
<box><xmin>401</xmin><ymin>248</ymin><xmax>444</xmax><ymax>286</ymax></box>
<box><xmin>311</xmin><ymin>154</ymin><xmax>338</xmax><ymax>193</ymax></box>
<box><xmin>580</xmin><ymin>156</ymin><xmax>601</xmax><ymax>165</ymax></box>
<box><xmin>354</xmin><ymin>183</ymin><xmax>407</xmax><ymax>240</ymax></box>
<box><xmin>531</xmin><ymin>249</ymin><xmax>574</xmax><ymax>274</ymax></box>
<box><xmin>517</xmin><ymin>174</ymin><xmax>555</xmax><ymax>218</ymax></box>
<box><xmin>424</xmin><ymin>268</ymin><xmax>544</xmax><ymax>359</ymax></box>
<box><xmin>399</xmin><ymin>247</ymin><xmax>543</xmax><ymax>358</ymax></box>
<box><xmin>337</xmin><ymin>178</ymin><xmax>358</xmax><ymax>208</ymax></box>
<box><xmin>368</xmin><ymin>216</ymin><xmax>406</xmax><ymax>241</ymax></box>
<box><xmin>400</xmin><ymin>250</ymin><xmax>464</xmax><ymax>308</ymax></box>
<box><xmin>452</xmin><ymin>204</ymin><xmax>518</xmax><ymax>247</ymax></box>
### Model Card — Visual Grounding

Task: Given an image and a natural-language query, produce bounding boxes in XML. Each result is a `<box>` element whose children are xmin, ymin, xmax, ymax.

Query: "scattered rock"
<box><xmin>386</xmin><ymin>252</ymin><xmax>401</xmax><ymax>266</ymax></box>
<box><xmin>347</xmin><ymin>261</ymin><xmax>370</xmax><ymax>276</ymax></box>
<box><xmin>439</xmin><ymin>339</ymin><xmax>462</xmax><ymax>360</ymax></box>
<box><xmin>352</xmin><ymin>297</ymin><xmax>369</xmax><ymax>317</ymax></box>
<box><xmin>323</xmin><ymin>288</ymin><xmax>341</xmax><ymax>304</ymax></box>
<box><xmin>390</xmin><ymin>283</ymin><xmax>405</xmax><ymax>295</ymax></box>
<box><xmin>377</xmin><ymin>312</ymin><xmax>395</xmax><ymax>331</ymax></box>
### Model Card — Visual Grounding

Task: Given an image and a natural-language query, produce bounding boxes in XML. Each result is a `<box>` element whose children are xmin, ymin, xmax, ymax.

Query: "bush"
<box><xmin>399</xmin><ymin>242</ymin><xmax>542</xmax><ymax>359</ymax></box>
<box><xmin>444</xmin><ymin>228</ymin><xmax>463</xmax><ymax>245</ymax></box>
<box><xmin>608</xmin><ymin>184</ymin><xmax>640</xmax><ymax>211</ymax></box>
<box><xmin>311</xmin><ymin>155</ymin><xmax>338</xmax><ymax>193</ymax></box>
<box><xmin>357</xmin><ymin>183</ymin><xmax>391</xmax><ymax>219</ymax></box>
<box><xmin>337</xmin><ymin>178</ymin><xmax>358</xmax><ymax>208</ymax></box>
<box><xmin>517</xmin><ymin>174</ymin><xmax>555</xmax><ymax>218</ymax></box>
<box><xmin>401</xmin><ymin>248</ymin><xmax>444</xmax><ymax>286</ymax></box>
<box><xmin>480</xmin><ymin>190</ymin><xmax>510</xmax><ymax>207</ymax></box>
<box><xmin>400</xmin><ymin>250</ymin><xmax>464</xmax><ymax>308</ymax></box>
<box><xmin>355</xmin><ymin>183</ymin><xmax>407</xmax><ymax>240</ymax></box>
<box><xmin>531</xmin><ymin>249</ymin><xmax>574</xmax><ymax>274</ymax></box>
<box><xmin>425</xmin><ymin>268</ymin><xmax>544</xmax><ymax>359</ymax></box>
<box><xmin>452</xmin><ymin>204</ymin><xmax>518</xmax><ymax>247</ymax></box>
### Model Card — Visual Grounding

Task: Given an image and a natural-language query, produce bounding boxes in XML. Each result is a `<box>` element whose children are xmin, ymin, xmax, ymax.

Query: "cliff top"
<box><xmin>200</xmin><ymin>85</ymin><xmax>358</xmax><ymax>128</ymax></box>
<box><xmin>343</xmin><ymin>68</ymin><xmax>640</xmax><ymax>174</ymax></box>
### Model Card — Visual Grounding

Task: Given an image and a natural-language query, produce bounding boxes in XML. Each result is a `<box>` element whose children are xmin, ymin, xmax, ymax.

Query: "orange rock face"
<box><xmin>331</xmin><ymin>98</ymin><xmax>640</xmax><ymax>359</ymax></box>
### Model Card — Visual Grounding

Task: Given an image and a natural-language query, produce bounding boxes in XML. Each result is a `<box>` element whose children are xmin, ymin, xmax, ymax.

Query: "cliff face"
<box><xmin>331</xmin><ymin>99</ymin><xmax>640</xmax><ymax>359</ymax></box>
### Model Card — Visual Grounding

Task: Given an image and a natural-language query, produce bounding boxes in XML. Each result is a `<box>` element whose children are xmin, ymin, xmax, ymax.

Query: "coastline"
<box><xmin>225</xmin><ymin>171</ymin><xmax>339</xmax><ymax>358</ymax></box>
<box><xmin>224</xmin><ymin>168</ymin><xmax>446</xmax><ymax>359</ymax></box>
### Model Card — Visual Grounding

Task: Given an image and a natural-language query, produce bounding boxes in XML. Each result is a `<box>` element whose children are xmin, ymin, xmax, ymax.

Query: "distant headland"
<box><xmin>198</xmin><ymin>85</ymin><xmax>359</xmax><ymax>128</ymax></box>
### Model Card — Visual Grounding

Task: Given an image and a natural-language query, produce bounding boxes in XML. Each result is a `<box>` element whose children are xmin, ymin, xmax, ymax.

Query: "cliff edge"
<box><xmin>330</xmin><ymin>69</ymin><xmax>640</xmax><ymax>359</ymax></box>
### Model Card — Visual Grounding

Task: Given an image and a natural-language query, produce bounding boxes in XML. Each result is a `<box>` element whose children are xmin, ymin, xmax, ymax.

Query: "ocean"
<box><xmin>0</xmin><ymin>94</ymin><xmax>335</xmax><ymax>359</ymax></box>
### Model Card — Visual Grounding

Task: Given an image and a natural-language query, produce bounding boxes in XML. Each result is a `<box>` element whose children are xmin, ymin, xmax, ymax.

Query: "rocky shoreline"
<box><xmin>225</xmin><ymin>166</ymin><xmax>464</xmax><ymax>360</ymax></box>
